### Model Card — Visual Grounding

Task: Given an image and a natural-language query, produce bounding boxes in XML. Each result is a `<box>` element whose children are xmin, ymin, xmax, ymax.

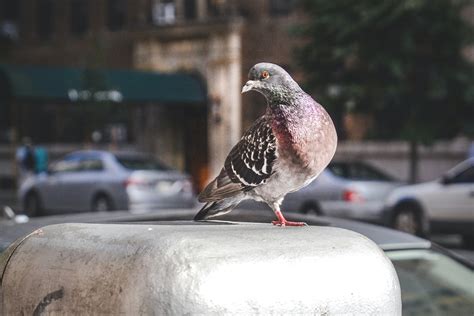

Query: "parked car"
<box><xmin>241</xmin><ymin>160</ymin><xmax>402</xmax><ymax>223</ymax></box>
<box><xmin>0</xmin><ymin>209</ymin><xmax>472</xmax><ymax>315</ymax></box>
<box><xmin>18</xmin><ymin>150</ymin><xmax>196</xmax><ymax>216</ymax></box>
<box><xmin>385</xmin><ymin>158</ymin><xmax>474</xmax><ymax>246</ymax></box>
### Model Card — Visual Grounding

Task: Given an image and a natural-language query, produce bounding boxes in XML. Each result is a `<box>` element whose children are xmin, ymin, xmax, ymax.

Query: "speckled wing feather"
<box><xmin>225</xmin><ymin>117</ymin><xmax>277</xmax><ymax>186</ymax></box>
<box><xmin>198</xmin><ymin>116</ymin><xmax>277</xmax><ymax>202</ymax></box>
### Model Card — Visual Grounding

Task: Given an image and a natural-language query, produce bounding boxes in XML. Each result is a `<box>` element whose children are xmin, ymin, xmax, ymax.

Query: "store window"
<box><xmin>71</xmin><ymin>0</ymin><xmax>89</xmax><ymax>36</ymax></box>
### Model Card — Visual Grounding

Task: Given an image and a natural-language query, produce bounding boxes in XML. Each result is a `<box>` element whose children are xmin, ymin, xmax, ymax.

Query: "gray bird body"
<box><xmin>195</xmin><ymin>63</ymin><xmax>337</xmax><ymax>224</ymax></box>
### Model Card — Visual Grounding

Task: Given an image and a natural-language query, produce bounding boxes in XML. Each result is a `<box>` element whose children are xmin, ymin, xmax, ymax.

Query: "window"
<box><xmin>107</xmin><ymin>0</ymin><xmax>126</xmax><ymax>31</ymax></box>
<box><xmin>2</xmin><ymin>1</ymin><xmax>20</xmax><ymax>20</ymax></box>
<box><xmin>80</xmin><ymin>159</ymin><xmax>104</xmax><ymax>171</ymax></box>
<box><xmin>451</xmin><ymin>166</ymin><xmax>474</xmax><ymax>184</ymax></box>
<box><xmin>207</xmin><ymin>0</ymin><xmax>220</xmax><ymax>17</ymax></box>
<box><xmin>351</xmin><ymin>163</ymin><xmax>393</xmax><ymax>181</ymax></box>
<box><xmin>269</xmin><ymin>0</ymin><xmax>297</xmax><ymax>16</ymax></box>
<box><xmin>116</xmin><ymin>155</ymin><xmax>169</xmax><ymax>171</ymax></box>
<box><xmin>51</xmin><ymin>157</ymin><xmax>82</xmax><ymax>173</ymax></box>
<box><xmin>328</xmin><ymin>162</ymin><xmax>349</xmax><ymax>178</ymax></box>
<box><xmin>183</xmin><ymin>0</ymin><xmax>196</xmax><ymax>20</ymax></box>
<box><xmin>71</xmin><ymin>0</ymin><xmax>89</xmax><ymax>36</ymax></box>
<box><xmin>37</xmin><ymin>0</ymin><xmax>54</xmax><ymax>40</ymax></box>
<box><xmin>1</xmin><ymin>0</ymin><xmax>20</xmax><ymax>40</ymax></box>
<box><xmin>51</xmin><ymin>155</ymin><xmax>104</xmax><ymax>173</ymax></box>
<box><xmin>328</xmin><ymin>162</ymin><xmax>394</xmax><ymax>181</ymax></box>
<box><xmin>151</xmin><ymin>0</ymin><xmax>175</xmax><ymax>25</ymax></box>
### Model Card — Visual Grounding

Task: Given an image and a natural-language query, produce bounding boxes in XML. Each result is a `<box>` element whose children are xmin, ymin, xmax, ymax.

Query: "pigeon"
<box><xmin>194</xmin><ymin>62</ymin><xmax>337</xmax><ymax>226</ymax></box>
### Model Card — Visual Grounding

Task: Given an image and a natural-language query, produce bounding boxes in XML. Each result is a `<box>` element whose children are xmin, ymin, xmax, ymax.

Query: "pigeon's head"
<box><xmin>242</xmin><ymin>62</ymin><xmax>302</xmax><ymax>102</ymax></box>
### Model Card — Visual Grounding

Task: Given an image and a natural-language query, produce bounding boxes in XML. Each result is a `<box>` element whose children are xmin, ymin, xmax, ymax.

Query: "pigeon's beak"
<box><xmin>242</xmin><ymin>80</ymin><xmax>257</xmax><ymax>94</ymax></box>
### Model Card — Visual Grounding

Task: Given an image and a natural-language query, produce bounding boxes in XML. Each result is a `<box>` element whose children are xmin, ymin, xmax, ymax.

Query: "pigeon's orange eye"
<box><xmin>261</xmin><ymin>71</ymin><xmax>270</xmax><ymax>79</ymax></box>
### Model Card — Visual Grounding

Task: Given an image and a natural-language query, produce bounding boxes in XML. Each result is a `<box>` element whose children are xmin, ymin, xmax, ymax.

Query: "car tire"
<box><xmin>24</xmin><ymin>192</ymin><xmax>43</xmax><ymax>217</ymax></box>
<box><xmin>92</xmin><ymin>194</ymin><xmax>114</xmax><ymax>212</ymax></box>
<box><xmin>301</xmin><ymin>203</ymin><xmax>322</xmax><ymax>216</ymax></box>
<box><xmin>392</xmin><ymin>205</ymin><xmax>423</xmax><ymax>236</ymax></box>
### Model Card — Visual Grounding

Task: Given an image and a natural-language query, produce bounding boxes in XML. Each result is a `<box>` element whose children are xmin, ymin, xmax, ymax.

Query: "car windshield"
<box><xmin>116</xmin><ymin>155</ymin><xmax>170</xmax><ymax>171</ymax></box>
<box><xmin>328</xmin><ymin>162</ymin><xmax>394</xmax><ymax>181</ymax></box>
<box><xmin>386</xmin><ymin>249</ymin><xmax>474</xmax><ymax>316</ymax></box>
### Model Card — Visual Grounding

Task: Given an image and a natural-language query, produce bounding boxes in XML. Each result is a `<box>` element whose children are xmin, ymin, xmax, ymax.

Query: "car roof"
<box><xmin>113</xmin><ymin>152</ymin><xmax>154</xmax><ymax>159</ymax></box>
<box><xmin>325</xmin><ymin>160</ymin><xmax>398</xmax><ymax>182</ymax></box>
<box><xmin>0</xmin><ymin>209</ymin><xmax>430</xmax><ymax>252</ymax></box>
<box><xmin>64</xmin><ymin>150</ymin><xmax>110</xmax><ymax>158</ymax></box>
<box><xmin>330</xmin><ymin>160</ymin><xmax>378</xmax><ymax>166</ymax></box>
<box><xmin>66</xmin><ymin>150</ymin><xmax>147</xmax><ymax>157</ymax></box>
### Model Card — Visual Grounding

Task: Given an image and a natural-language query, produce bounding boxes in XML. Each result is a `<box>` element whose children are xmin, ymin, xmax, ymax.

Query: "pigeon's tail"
<box><xmin>194</xmin><ymin>199</ymin><xmax>241</xmax><ymax>221</ymax></box>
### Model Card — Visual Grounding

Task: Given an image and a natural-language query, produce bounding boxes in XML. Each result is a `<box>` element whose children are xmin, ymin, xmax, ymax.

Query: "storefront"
<box><xmin>0</xmin><ymin>64</ymin><xmax>208</xmax><ymax>187</ymax></box>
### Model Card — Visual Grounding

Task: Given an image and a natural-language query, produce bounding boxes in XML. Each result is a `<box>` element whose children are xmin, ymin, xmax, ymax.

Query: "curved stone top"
<box><xmin>1</xmin><ymin>223</ymin><xmax>401</xmax><ymax>315</ymax></box>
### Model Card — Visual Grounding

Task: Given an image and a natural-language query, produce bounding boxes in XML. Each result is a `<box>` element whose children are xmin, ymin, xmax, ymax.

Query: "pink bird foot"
<box><xmin>272</xmin><ymin>210</ymin><xmax>307</xmax><ymax>227</ymax></box>
<box><xmin>272</xmin><ymin>220</ymin><xmax>307</xmax><ymax>227</ymax></box>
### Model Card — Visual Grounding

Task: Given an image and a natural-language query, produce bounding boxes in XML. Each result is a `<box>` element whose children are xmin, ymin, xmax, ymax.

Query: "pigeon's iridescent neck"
<box><xmin>269</xmin><ymin>93</ymin><xmax>318</xmax><ymax>117</ymax></box>
<box><xmin>264</xmin><ymin>86</ymin><xmax>305</xmax><ymax>107</ymax></box>
<box><xmin>269</xmin><ymin>96</ymin><xmax>322</xmax><ymax>163</ymax></box>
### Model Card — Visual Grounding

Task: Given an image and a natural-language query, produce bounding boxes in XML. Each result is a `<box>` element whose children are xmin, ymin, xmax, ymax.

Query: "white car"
<box><xmin>385</xmin><ymin>158</ymin><xmax>474</xmax><ymax>247</ymax></box>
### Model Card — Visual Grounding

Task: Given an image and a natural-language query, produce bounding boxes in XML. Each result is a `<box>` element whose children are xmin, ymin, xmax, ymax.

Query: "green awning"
<box><xmin>0</xmin><ymin>64</ymin><xmax>206</xmax><ymax>104</ymax></box>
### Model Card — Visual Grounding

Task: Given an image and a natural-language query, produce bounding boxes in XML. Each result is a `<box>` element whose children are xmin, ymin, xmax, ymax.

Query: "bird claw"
<box><xmin>272</xmin><ymin>220</ymin><xmax>307</xmax><ymax>227</ymax></box>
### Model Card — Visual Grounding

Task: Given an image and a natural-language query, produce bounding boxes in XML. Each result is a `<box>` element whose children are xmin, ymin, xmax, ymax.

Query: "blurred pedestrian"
<box><xmin>15</xmin><ymin>137</ymin><xmax>36</xmax><ymax>183</ymax></box>
<box><xmin>34</xmin><ymin>146</ymin><xmax>48</xmax><ymax>174</ymax></box>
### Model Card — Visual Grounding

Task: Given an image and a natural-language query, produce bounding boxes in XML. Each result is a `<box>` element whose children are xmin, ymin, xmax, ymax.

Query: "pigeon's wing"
<box><xmin>225</xmin><ymin>117</ymin><xmax>277</xmax><ymax>187</ymax></box>
<box><xmin>198</xmin><ymin>168</ymin><xmax>242</xmax><ymax>202</ymax></box>
<box><xmin>198</xmin><ymin>116</ymin><xmax>277</xmax><ymax>202</ymax></box>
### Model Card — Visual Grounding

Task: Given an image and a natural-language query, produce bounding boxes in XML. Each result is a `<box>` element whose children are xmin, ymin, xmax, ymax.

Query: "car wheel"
<box><xmin>92</xmin><ymin>195</ymin><xmax>114</xmax><ymax>212</ymax></box>
<box><xmin>24</xmin><ymin>192</ymin><xmax>42</xmax><ymax>217</ymax></box>
<box><xmin>393</xmin><ymin>207</ymin><xmax>422</xmax><ymax>236</ymax></box>
<box><xmin>301</xmin><ymin>203</ymin><xmax>322</xmax><ymax>216</ymax></box>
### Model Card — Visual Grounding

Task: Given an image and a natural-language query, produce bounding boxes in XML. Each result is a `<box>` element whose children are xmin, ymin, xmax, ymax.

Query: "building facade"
<box><xmin>0</xmin><ymin>0</ymin><xmax>301</xmax><ymax>187</ymax></box>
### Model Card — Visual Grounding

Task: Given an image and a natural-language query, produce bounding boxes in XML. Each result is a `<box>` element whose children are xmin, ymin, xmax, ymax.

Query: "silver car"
<box><xmin>241</xmin><ymin>160</ymin><xmax>402</xmax><ymax>223</ymax></box>
<box><xmin>18</xmin><ymin>150</ymin><xmax>196</xmax><ymax>216</ymax></box>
